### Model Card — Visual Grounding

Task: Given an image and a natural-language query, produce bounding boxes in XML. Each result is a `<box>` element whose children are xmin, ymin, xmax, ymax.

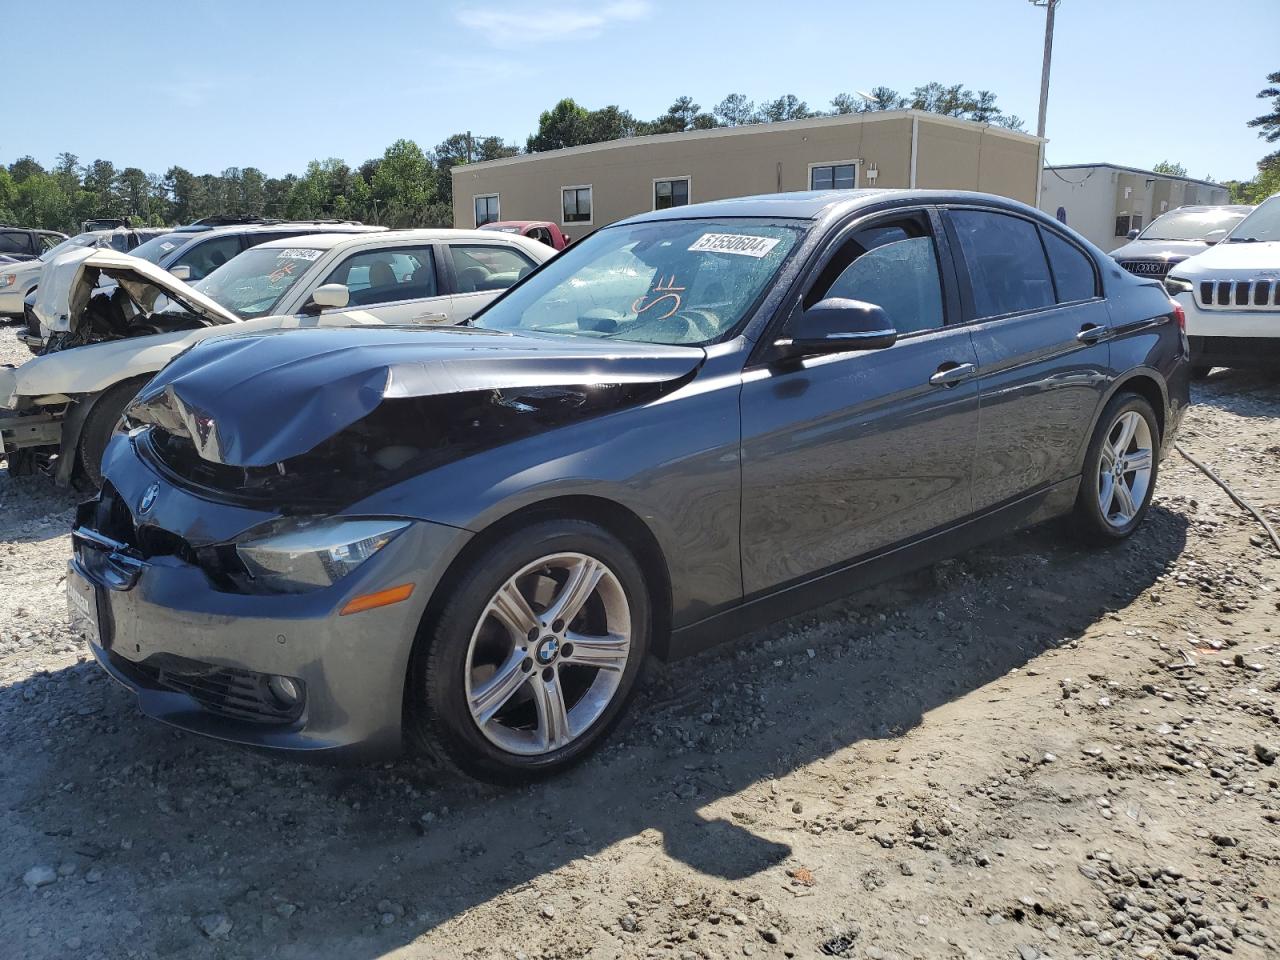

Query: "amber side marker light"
<box><xmin>340</xmin><ymin>583</ymin><xmax>414</xmax><ymax>616</ymax></box>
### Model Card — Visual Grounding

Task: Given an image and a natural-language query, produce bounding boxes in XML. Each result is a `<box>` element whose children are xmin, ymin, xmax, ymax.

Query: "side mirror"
<box><xmin>773</xmin><ymin>298</ymin><xmax>897</xmax><ymax>359</ymax></box>
<box><xmin>1204</xmin><ymin>228</ymin><xmax>1227</xmax><ymax>245</ymax></box>
<box><xmin>169</xmin><ymin>264</ymin><xmax>192</xmax><ymax>281</ymax></box>
<box><xmin>305</xmin><ymin>283</ymin><xmax>350</xmax><ymax>312</ymax></box>
<box><xmin>1127</xmin><ymin>229</ymin><xmax>1140</xmax><ymax>240</ymax></box>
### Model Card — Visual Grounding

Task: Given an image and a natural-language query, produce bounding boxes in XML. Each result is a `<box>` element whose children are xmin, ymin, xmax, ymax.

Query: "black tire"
<box><xmin>75</xmin><ymin>378</ymin><xmax>148</xmax><ymax>490</ymax></box>
<box><xmin>1190</xmin><ymin>365</ymin><xmax>1212</xmax><ymax>380</ymax></box>
<box><xmin>1073</xmin><ymin>392</ymin><xmax>1160</xmax><ymax>544</ymax></box>
<box><xmin>407</xmin><ymin>518</ymin><xmax>652</xmax><ymax>783</ymax></box>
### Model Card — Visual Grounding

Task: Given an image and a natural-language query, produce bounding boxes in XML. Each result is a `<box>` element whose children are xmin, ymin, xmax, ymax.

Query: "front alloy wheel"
<box><xmin>409</xmin><ymin>519</ymin><xmax>650</xmax><ymax>782</ymax></box>
<box><xmin>466</xmin><ymin>553</ymin><xmax>631</xmax><ymax>756</ymax></box>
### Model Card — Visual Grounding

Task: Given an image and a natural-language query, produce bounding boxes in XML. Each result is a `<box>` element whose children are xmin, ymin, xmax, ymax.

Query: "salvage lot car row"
<box><xmin>0</xmin><ymin>188</ymin><xmax>1207</xmax><ymax>781</ymax></box>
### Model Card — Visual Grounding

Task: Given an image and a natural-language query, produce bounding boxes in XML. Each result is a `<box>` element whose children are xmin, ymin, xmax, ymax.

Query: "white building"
<box><xmin>1039</xmin><ymin>163</ymin><xmax>1230</xmax><ymax>253</ymax></box>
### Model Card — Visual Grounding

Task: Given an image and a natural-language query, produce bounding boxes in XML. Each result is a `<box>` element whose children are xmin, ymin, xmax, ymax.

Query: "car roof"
<box><xmin>1159</xmin><ymin>205</ymin><xmax>1253</xmax><ymax>215</ymax></box>
<box><xmin>251</xmin><ymin>228</ymin><xmax>544</xmax><ymax>250</ymax></box>
<box><xmin>169</xmin><ymin>222</ymin><xmax>384</xmax><ymax>239</ymax></box>
<box><xmin>617</xmin><ymin>189</ymin><xmax>1048</xmax><ymax>226</ymax></box>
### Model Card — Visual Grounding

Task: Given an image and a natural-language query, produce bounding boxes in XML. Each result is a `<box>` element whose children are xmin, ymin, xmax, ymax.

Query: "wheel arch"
<box><xmin>1073</xmin><ymin>369</ymin><xmax>1168</xmax><ymax>476</ymax></box>
<box><xmin>54</xmin><ymin>373</ymin><xmax>155</xmax><ymax>487</ymax></box>
<box><xmin>400</xmin><ymin>494</ymin><xmax>676</xmax><ymax>737</ymax></box>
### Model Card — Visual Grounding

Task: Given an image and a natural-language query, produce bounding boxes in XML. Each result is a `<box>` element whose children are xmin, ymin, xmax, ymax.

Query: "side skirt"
<box><xmin>662</xmin><ymin>476</ymin><xmax>1081</xmax><ymax>661</ymax></box>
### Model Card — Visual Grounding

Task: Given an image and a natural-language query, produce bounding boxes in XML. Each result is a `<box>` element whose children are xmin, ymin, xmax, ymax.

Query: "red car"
<box><xmin>479</xmin><ymin>221</ymin><xmax>571</xmax><ymax>250</ymax></box>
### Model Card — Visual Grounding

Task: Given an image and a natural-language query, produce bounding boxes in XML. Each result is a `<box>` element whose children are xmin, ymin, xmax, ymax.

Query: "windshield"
<box><xmin>1225</xmin><ymin>196</ymin><xmax>1280</xmax><ymax>242</ymax></box>
<box><xmin>39</xmin><ymin>232</ymin><xmax>102</xmax><ymax>261</ymax></box>
<box><xmin>473</xmin><ymin>218</ymin><xmax>803</xmax><ymax>345</ymax></box>
<box><xmin>130</xmin><ymin>232</ymin><xmax>190</xmax><ymax>264</ymax></box>
<box><xmin>191</xmin><ymin>245</ymin><xmax>323</xmax><ymax>318</ymax></box>
<box><xmin>1139</xmin><ymin>208</ymin><xmax>1249</xmax><ymax>242</ymax></box>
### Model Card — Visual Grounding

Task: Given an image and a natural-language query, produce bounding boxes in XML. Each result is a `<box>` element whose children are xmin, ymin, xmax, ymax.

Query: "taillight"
<box><xmin>1171</xmin><ymin>301</ymin><xmax>1186</xmax><ymax>331</ymax></box>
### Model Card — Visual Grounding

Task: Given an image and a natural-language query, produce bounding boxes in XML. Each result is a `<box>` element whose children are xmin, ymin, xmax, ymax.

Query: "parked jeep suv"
<box><xmin>1164</xmin><ymin>194</ymin><xmax>1280</xmax><ymax>375</ymax></box>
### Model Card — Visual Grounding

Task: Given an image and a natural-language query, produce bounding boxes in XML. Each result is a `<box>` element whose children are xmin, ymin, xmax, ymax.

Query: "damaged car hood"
<box><xmin>35</xmin><ymin>247</ymin><xmax>238</xmax><ymax>335</ymax></box>
<box><xmin>128</xmin><ymin>326</ymin><xmax>707</xmax><ymax>468</ymax></box>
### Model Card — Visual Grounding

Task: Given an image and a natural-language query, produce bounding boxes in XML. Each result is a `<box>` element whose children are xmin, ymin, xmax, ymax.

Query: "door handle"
<box><xmin>412</xmin><ymin>312</ymin><xmax>449</xmax><ymax>324</ymax></box>
<box><xmin>929</xmin><ymin>362</ymin><xmax>977</xmax><ymax>387</ymax></box>
<box><xmin>1076</xmin><ymin>324</ymin><xmax>1107</xmax><ymax>344</ymax></box>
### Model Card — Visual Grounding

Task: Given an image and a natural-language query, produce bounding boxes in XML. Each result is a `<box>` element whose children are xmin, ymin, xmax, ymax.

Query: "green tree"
<box><xmin>1247</xmin><ymin>70</ymin><xmax>1280</xmax><ymax>143</ymax></box>
<box><xmin>860</xmin><ymin>87</ymin><xmax>908</xmax><ymax>111</ymax></box>
<box><xmin>648</xmin><ymin>97</ymin><xmax>716</xmax><ymax>134</ymax></box>
<box><xmin>8</xmin><ymin>156</ymin><xmax>44</xmax><ymax>183</ymax></box>
<box><xmin>1152</xmin><ymin>160</ymin><xmax>1188</xmax><ymax>177</ymax></box>
<box><xmin>370</xmin><ymin>139</ymin><xmax>437</xmax><ymax>226</ymax></box>
<box><xmin>526</xmin><ymin>98</ymin><xmax>591</xmax><ymax>152</ymax></box>
<box><xmin>759</xmin><ymin>94</ymin><xmax>813</xmax><ymax>122</ymax></box>
<box><xmin>713</xmin><ymin>93</ymin><xmax>757</xmax><ymax>126</ymax></box>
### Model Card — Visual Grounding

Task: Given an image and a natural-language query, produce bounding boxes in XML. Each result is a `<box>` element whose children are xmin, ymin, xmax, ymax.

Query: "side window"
<box><xmin>39</xmin><ymin>233</ymin><xmax>63</xmax><ymax>253</ymax></box>
<box><xmin>450</xmin><ymin>244</ymin><xmax>536</xmax><ymax>293</ymax></box>
<box><xmin>474</xmin><ymin>194</ymin><xmax>500</xmax><ymax>227</ymax></box>
<box><xmin>949</xmin><ymin>210</ymin><xmax>1055</xmax><ymax>318</ymax></box>
<box><xmin>1040</xmin><ymin>228</ymin><xmax>1098</xmax><ymax>303</ymax></box>
<box><xmin>807</xmin><ymin>215</ymin><xmax>946</xmax><ymax>335</ymax></box>
<box><xmin>173</xmin><ymin>234</ymin><xmax>243</xmax><ymax>281</ymax></box>
<box><xmin>0</xmin><ymin>232</ymin><xmax>31</xmax><ymax>255</ymax></box>
<box><xmin>324</xmin><ymin>246</ymin><xmax>437</xmax><ymax>307</ymax></box>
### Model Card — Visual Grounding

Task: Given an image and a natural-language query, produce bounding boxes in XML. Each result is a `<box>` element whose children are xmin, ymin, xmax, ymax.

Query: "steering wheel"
<box><xmin>672</xmin><ymin>308</ymin><xmax>720</xmax><ymax>341</ymax></box>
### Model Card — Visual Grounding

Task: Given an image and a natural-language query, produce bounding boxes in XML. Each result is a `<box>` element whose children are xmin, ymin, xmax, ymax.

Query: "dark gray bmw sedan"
<box><xmin>69</xmin><ymin>190</ymin><xmax>1190</xmax><ymax>781</ymax></box>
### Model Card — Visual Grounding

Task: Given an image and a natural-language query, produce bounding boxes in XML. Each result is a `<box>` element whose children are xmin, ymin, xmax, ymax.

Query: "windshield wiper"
<box><xmin>1226</xmin><ymin>237</ymin><xmax>1260</xmax><ymax>243</ymax></box>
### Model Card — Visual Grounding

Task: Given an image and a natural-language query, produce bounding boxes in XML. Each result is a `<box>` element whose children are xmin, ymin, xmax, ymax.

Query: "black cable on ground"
<box><xmin>1175</xmin><ymin>442</ymin><xmax>1280</xmax><ymax>553</ymax></box>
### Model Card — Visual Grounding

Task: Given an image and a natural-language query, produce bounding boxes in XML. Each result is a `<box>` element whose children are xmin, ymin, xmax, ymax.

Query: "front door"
<box><xmin>740</xmin><ymin>209</ymin><xmax>980</xmax><ymax>595</ymax></box>
<box><xmin>318</xmin><ymin>243</ymin><xmax>449</xmax><ymax>325</ymax></box>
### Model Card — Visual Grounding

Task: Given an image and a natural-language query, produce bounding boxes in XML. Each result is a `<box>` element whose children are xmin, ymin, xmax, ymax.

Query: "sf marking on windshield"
<box><xmin>631</xmin><ymin>275</ymin><xmax>685</xmax><ymax>319</ymax></box>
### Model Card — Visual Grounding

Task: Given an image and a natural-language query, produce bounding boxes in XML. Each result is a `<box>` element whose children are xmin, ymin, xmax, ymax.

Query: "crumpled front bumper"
<box><xmin>71</xmin><ymin>435</ymin><xmax>473</xmax><ymax>760</ymax></box>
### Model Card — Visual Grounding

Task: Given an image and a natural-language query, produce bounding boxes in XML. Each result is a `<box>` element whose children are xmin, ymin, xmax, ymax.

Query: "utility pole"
<box><xmin>1030</xmin><ymin>0</ymin><xmax>1059</xmax><ymax>140</ymax></box>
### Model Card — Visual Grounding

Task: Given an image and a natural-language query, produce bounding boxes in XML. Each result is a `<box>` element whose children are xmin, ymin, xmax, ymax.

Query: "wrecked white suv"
<box><xmin>1</xmin><ymin>228</ymin><xmax>553</xmax><ymax>487</ymax></box>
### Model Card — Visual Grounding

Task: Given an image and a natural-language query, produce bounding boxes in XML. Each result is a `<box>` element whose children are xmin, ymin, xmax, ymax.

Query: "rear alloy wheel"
<box><xmin>410</xmin><ymin>520</ymin><xmax>650</xmax><ymax>782</ymax></box>
<box><xmin>1074</xmin><ymin>393</ymin><xmax>1159</xmax><ymax>543</ymax></box>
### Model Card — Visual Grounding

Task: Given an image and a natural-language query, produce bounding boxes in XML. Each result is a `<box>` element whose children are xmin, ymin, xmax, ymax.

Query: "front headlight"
<box><xmin>1164</xmin><ymin>276</ymin><xmax>1194</xmax><ymax>296</ymax></box>
<box><xmin>0</xmin><ymin>274</ymin><xmax>16</xmax><ymax>289</ymax></box>
<box><xmin>235</xmin><ymin>517</ymin><xmax>410</xmax><ymax>593</ymax></box>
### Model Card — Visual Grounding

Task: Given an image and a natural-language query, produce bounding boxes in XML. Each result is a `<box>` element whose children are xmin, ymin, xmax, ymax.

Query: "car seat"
<box><xmin>456</xmin><ymin>266</ymin><xmax>488</xmax><ymax>293</ymax></box>
<box><xmin>368</xmin><ymin>261</ymin><xmax>397</xmax><ymax>289</ymax></box>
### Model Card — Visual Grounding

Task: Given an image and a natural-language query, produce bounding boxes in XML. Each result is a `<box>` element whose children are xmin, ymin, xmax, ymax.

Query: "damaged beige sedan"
<box><xmin>0</xmin><ymin>229</ymin><xmax>554</xmax><ymax>487</ymax></box>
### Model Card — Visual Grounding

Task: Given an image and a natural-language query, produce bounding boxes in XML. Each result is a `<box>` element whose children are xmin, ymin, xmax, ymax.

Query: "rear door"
<box><xmin>444</xmin><ymin>242</ymin><xmax>540</xmax><ymax>322</ymax></box>
<box><xmin>942</xmin><ymin>206</ymin><xmax>1111</xmax><ymax>511</ymax></box>
<box><xmin>739</xmin><ymin>207</ymin><xmax>981</xmax><ymax>594</ymax></box>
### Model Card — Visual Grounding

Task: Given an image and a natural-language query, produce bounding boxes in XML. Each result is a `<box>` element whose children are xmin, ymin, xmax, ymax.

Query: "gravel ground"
<box><xmin>1</xmin><ymin>325</ymin><xmax>1277</xmax><ymax>960</ymax></box>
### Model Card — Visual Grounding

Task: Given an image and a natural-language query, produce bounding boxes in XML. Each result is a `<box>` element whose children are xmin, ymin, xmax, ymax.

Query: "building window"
<box><xmin>561</xmin><ymin>185</ymin><xmax>592</xmax><ymax>224</ymax></box>
<box><xmin>1114</xmin><ymin>214</ymin><xmax>1130</xmax><ymax>237</ymax></box>
<box><xmin>654</xmin><ymin>177</ymin><xmax>690</xmax><ymax>210</ymax></box>
<box><xmin>474</xmin><ymin>194</ymin><xmax>500</xmax><ymax>227</ymax></box>
<box><xmin>810</xmin><ymin>163</ymin><xmax>857</xmax><ymax>190</ymax></box>
<box><xmin>1131</xmin><ymin>214</ymin><xmax>1143</xmax><ymax>232</ymax></box>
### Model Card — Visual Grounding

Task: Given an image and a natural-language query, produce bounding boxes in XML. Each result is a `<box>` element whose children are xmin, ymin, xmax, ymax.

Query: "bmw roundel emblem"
<box><xmin>138</xmin><ymin>483</ymin><xmax>160</xmax><ymax>515</ymax></box>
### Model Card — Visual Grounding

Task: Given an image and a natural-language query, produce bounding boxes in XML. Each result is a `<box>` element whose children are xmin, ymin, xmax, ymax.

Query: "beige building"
<box><xmin>451</xmin><ymin>111</ymin><xmax>1045</xmax><ymax>236</ymax></box>
<box><xmin>1039</xmin><ymin>163</ymin><xmax>1230</xmax><ymax>253</ymax></box>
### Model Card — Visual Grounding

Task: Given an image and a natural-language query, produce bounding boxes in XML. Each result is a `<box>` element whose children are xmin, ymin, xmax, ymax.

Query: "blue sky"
<box><xmin>4</xmin><ymin>0</ymin><xmax>1276</xmax><ymax>182</ymax></box>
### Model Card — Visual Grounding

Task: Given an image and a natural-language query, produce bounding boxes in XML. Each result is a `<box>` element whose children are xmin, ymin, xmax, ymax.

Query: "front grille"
<box><xmin>1198</xmin><ymin>279</ymin><xmax>1280</xmax><ymax>310</ymax></box>
<box><xmin>1119</xmin><ymin>259</ymin><xmax>1174</xmax><ymax>278</ymax></box>
<box><xmin>119</xmin><ymin>653</ymin><xmax>304</xmax><ymax>725</ymax></box>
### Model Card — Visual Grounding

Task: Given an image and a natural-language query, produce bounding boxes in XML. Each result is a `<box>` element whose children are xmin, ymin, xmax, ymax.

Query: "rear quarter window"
<box><xmin>1040</xmin><ymin>228</ymin><xmax>1098</xmax><ymax>303</ymax></box>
